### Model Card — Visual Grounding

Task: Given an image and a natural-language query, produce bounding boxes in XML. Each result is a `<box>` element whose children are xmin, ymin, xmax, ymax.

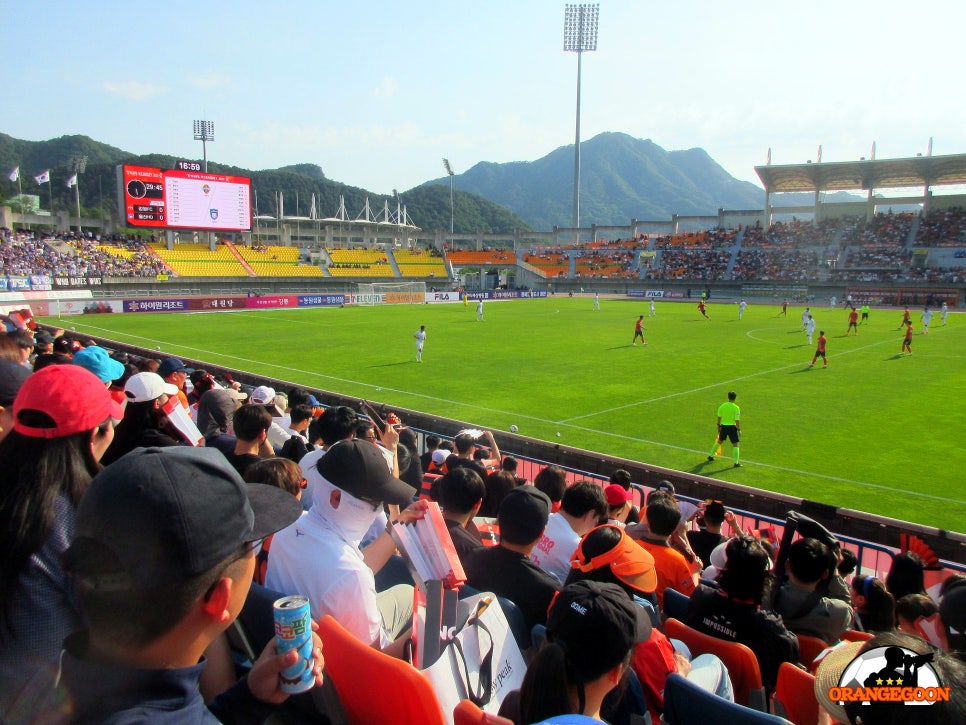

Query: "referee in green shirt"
<box><xmin>708</xmin><ymin>391</ymin><xmax>741</xmax><ymax>467</ymax></box>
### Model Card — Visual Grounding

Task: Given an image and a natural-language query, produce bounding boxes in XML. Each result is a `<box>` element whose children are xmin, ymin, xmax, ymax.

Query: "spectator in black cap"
<box><xmin>266</xmin><ymin>439</ymin><xmax>424</xmax><ymax>658</ymax></box>
<box><xmin>0</xmin><ymin>359</ymin><xmax>30</xmax><ymax>443</ymax></box>
<box><xmin>47</xmin><ymin>447</ymin><xmax>318</xmax><ymax>723</ymax></box>
<box><xmin>463</xmin><ymin>486</ymin><xmax>560</xmax><ymax>631</ymax></box>
<box><xmin>518</xmin><ymin>581</ymin><xmax>651</xmax><ymax>724</ymax></box>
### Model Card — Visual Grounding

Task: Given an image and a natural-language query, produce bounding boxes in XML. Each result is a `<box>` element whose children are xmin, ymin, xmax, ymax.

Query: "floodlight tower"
<box><xmin>193</xmin><ymin>119</ymin><xmax>215</xmax><ymax>172</ymax></box>
<box><xmin>563</xmin><ymin>3</ymin><xmax>599</xmax><ymax>232</ymax></box>
<box><xmin>443</xmin><ymin>158</ymin><xmax>455</xmax><ymax>234</ymax></box>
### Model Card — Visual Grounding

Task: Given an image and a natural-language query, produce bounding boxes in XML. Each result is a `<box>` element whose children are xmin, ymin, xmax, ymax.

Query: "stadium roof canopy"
<box><xmin>754</xmin><ymin>153</ymin><xmax>966</xmax><ymax>193</ymax></box>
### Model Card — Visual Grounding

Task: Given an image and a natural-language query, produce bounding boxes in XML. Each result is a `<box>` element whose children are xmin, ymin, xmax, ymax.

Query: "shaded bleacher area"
<box><xmin>0</xmin><ymin>230</ymin><xmax>167</xmax><ymax>277</ymax></box>
<box><xmin>393</xmin><ymin>248</ymin><xmax>448</xmax><ymax>278</ymax></box>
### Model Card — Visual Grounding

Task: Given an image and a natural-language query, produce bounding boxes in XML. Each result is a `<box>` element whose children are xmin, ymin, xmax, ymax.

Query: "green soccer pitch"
<box><xmin>49</xmin><ymin>296</ymin><xmax>966</xmax><ymax>532</ymax></box>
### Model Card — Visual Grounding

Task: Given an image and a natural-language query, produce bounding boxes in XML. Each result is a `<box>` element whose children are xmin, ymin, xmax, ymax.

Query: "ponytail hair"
<box><xmin>519</xmin><ymin>641</ymin><xmax>573</xmax><ymax>724</ymax></box>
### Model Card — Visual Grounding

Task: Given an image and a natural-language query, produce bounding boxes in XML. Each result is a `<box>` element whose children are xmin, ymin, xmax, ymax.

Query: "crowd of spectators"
<box><xmin>915</xmin><ymin>206</ymin><xmax>966</xmax><ymax>247</ymax></box>
<box><xmin>0</xmin><ymin>229</ymin><xmax>167</xmax><ymax>277</ymax></box>
<box><xmin>732</xmin><ymin>249</ymin><xmax>818</xmax><ymax>282</ymax></box>
<box><xmin>646</xmin><ymin>248</ymin><xmax>731</xmax><ymax>281</ymax></box>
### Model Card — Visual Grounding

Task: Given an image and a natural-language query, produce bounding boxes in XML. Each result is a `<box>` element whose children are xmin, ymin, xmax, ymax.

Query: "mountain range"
<box><xmin>1</xmin><ymin>130</ymin><xmax>853</xmax><ymax>234</ymax></box>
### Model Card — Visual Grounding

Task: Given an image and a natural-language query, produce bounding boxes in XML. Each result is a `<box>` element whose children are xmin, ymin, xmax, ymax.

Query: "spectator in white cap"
<box><xmin>249</xmin><ymin>385</ymin><xmax>291</xmax><ymax>451</ymax></box>
<box><xmin>101</xmin><ymin>372</ymin><xmax>184</xmax><ymax>465</ymax></box>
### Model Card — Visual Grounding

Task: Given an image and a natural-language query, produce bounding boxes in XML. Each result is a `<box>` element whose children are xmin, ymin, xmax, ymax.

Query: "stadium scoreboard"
<box><xmin>116</xmin><ymin>164</ymin><xmax>251</xmax><ymax>231</ymax></box>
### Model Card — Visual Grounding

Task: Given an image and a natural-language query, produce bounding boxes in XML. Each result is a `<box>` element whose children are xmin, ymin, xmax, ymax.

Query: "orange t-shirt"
<box><xmin>636</xmin><ymin>539</ymin><xmax>696</xmax><ymax>608</ymax></box>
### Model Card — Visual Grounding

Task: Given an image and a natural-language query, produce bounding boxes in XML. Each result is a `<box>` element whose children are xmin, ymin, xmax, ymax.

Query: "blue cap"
<box><xmin>72</xmin><ymin>345</ymin><xmax>125</xmax><ymax>384</ymax></box>
<box><xmin>157</xmin><ymin>358</ymin><xmax>189</xmax><ymax>377</ymax></box>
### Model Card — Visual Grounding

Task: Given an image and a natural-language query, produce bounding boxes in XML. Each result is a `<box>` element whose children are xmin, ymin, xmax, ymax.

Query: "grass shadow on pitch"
<box><xmin>788</xmin><ymin>367</ymin><xmax>817</xmax><ymax>374</ymax></box>
<box><xmin>368</xmin><ymin>361</ymin><xmax>415</xmax><ymax>368</ymax></box>
<box><xmin>885</xmin><ymin>353</ymin><xmax>909</xmax><ymax>361</ymax></box>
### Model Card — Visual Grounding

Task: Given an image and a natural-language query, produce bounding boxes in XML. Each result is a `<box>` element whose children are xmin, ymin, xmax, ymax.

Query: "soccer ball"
<box><xmin>155</xmin><ymin>346</ymin><xmax>161</xmax><ymax>351</ymax></box>
<box><xmin>510</xmin><ymin>425</ymin><xmax>518</xmax><ymax>433</ymax></box>
<box><xmin>556</xmin><ymin>432</ymin><xmax>561</xmax><ymax>437</ymax></box>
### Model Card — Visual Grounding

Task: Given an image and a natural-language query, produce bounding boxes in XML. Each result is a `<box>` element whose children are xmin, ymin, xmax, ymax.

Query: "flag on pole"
<box><xmin>8</xmin><ymin>166</ymin><xmax>18</xmax><ymax>182</ymax></box>
<box><xmin>66</xmin><ymin>174</ymin><xmax>78</xmax><ymax>188</ymax></box>
<box><xmin>34</xmin><ymin>170</ymin><xmax>50</xmax><ymax>184</ymax></box>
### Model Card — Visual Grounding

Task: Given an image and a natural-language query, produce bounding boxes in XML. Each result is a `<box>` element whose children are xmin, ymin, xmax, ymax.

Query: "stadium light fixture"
<box><xmin>193</xmin><ymin>119</ymin><xmax>215</xmax><ymax>172</ymax></box>
<box><xmin>443</xmin><ymin>158</ymin><xmax>455</xmax><ymax>234</ymax></box>
<box><xmin>563</xmin><ymin>3</ymin><xmax>599</xmax><ymax>233</ymax></box>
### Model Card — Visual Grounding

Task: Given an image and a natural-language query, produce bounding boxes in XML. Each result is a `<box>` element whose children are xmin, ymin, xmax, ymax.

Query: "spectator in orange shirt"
<box><xmin>632</xmin><ymin>492</ymin><xmax>699</xmax><ymax>607</ymax></box>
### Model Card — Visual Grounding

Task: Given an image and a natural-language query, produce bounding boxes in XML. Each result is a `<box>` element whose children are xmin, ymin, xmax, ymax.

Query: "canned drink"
<box><xmin>273</xmin><ymin>595</ymin><xmax>315</xmax><ymax>694</ymax></box>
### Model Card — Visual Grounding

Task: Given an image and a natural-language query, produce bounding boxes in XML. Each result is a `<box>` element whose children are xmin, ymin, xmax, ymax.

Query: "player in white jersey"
<box><xmin>738</xmin><ymin>299</ymin><xmax>747</xmax><ymax>320</ymax></box>
<box><xmin>649</xmin><ymin>299</ymin><xmax>656</xmax><ymax>316</ymax></box>
<box><xmin>413</xmin><ymin>325</ymin><xmax>426</xmax><ymax>362</ymax></box>
<box><xmin>921</xmin><ymin>308</ymin><xmax>933</xmax><ymax>334</ymax></box>
<box><xmin>476</xmin><ymin>299</ymin><xmax>484</xmax><ymax>321</ymax></box>
<box><xmin>941</xmin><ymin>302</ymin><xmax>948</xmax><ymax>326</ymax></box>
<box><xmin>805</xmin><ymin>314</ymin><xmax>816</xmax><ymax>344</ymax></box>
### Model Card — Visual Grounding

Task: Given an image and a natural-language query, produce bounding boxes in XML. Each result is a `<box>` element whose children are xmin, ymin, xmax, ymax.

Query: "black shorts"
<box><xmin>904</xmin><ymin>337</ymin><xmax>913</xmax><ymax>346</ymax></box>
<box><xmin>861</xmin><ymin>313</ymin><xmax>868</xmax><ymax>320</ymax></box>
<box><xmin>815</xmin><ymin>350</ymin><xmax>826</xmax><ymax>358</ymax></box>
<box><xmin>719</xmin><ymin>425</ymin><xmax>740</xmax><ymax>444</ymax></box>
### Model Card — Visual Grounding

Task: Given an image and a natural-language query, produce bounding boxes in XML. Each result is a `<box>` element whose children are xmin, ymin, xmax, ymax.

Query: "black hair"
<box><xmin>787</xmin><ymin>537</ymin><xmax>831</xmax><ymax>584</ymax></box>
<box><xmin>307</xmin><ymin>416</ymin><xmax>325</xmax><ymax>445</ymax></box>
<box><xmin>895</xmin><ymin>593</ymin><xmax>939</xmax><ymax>625</ymax></box>
<box><xmin>501</xmin><ymin>456</ymin><xmax>518</xmax><ymax>473</ymax></box>
<box><xmin>837</xmin><ymin>548</ymin><xmax>858</xmax><ymax>577</ymax></box>
<box><xmin>852</xmin><ymin>575</ymin><xmax>897</xmax><ymax>633</ymax></box>
<box><xmin>354</xmin><ymin>420</ymin><xmax>374</xmax><ymax>439</ymax></box>
<box><xmin>0</xmin><ymin>428</ymin><xmax>103</xmax><ymax>635</ymax></box>
<box><xmin>232</xmin><ymin>403</ymin><xmax>272</xmax><ymax>442</ymax></box>
<box><xmin>717</xmin><ymin>536</ymin><xmax>773</xmax><ymax>606</ymax></box>
<box><xmin>288</xmin><ymin>405</ymin><xmax>314</xmax><ymax>426</ymax></box>
<box><xmin>244</xmin><ymin>457</ymin><xmax>303</xmax><ymax>498</ymax></box>
<box><xmin>317</xmin><ymin>405</ymin><xmax>358</xmax><ymax>445</ymax></box>
<box><xmin>425</xmin><ymin>434</ymin><xmax>440</xmax><ymax>449</ymax></box>
<box><xmin>437</xmin><ymin>468</ymin><xmax>485</xmax><ymax>516</ymax></box>
<box><xmin>533</xmin><ymin>466</ymin><xmax>567</xmax><ymax>503</ymax></box>
<box><xmin>287</xmin><ymin>388</ymin><xmax>312</xmax><ymax>409</ymax></box>
<box><xmin>478</xmin><ymin>470</ymin><xmax>517</xmax><ymax>519</ymax></box>
<box><xmin>885</xmin><ymin>552</ymin><xmax>926</xmax><ymax>601</ymax></box>
<box><xmin>101</xmin><ymin>399</ymin><xmax>170</xmax><ymax>466</ymax></box>
<box><xmin>453</xmin><ymin>433</ymin><xmax>476</xmax><ymax>454</ymax></box>
<box><xmin>644</xmin><ymin>495</ymin><xmax>681</xmax><ymax>537</ymax></box>
<box><xmin>609</xmin><ymin>469</ymin><xmax>632</xmax><ymax>489</ymax></box>
<box><xmin>727</xmin><ymin>391</ymin><xmax>737</xmax><ymax>401</ymax></box>
<box><xmin>560</xmin><ymin>481</ymin><xmax>608</xmax><ymax>519</ymax></box>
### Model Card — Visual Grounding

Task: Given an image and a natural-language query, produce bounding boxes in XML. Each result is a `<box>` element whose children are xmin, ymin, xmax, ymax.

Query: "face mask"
<box><xmin>313</xmin><ymin>476</ymin><xmax>381</xmax><ymax>545</ymax></box>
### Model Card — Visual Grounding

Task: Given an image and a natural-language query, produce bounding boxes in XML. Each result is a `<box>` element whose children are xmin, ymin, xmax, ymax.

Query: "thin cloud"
<box><xmin>191</xmin><ymin>72</ymin><xmax>231</xmax><ymax>90</ymax></box>
<box><xmin>101</xmin><ymin>81</ymin><xmax>167</xmax><ymax>101</ymax></box>
<box><xmin>372</xmin><ymin>76</ymin><xmax>396</xmax><ymax>98</ymax></box>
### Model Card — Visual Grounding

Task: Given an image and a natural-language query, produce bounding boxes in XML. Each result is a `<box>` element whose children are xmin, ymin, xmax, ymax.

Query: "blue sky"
<box><xmin>5</xmin><ymin>1</ymin><xmax>963</xmax><ymax>199</ymax></box>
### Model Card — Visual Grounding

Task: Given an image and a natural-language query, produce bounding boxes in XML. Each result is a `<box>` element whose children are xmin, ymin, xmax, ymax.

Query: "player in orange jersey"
<box><xmin>809</xmin><ymin>331</ymin><xmax>828</xmax><ymax>368</ymax></box>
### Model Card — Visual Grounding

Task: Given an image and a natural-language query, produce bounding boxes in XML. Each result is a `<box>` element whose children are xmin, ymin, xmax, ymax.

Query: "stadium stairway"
<box><xmin>725</xmin><ymin>228</ymin><xmax>747</xmax><ymax>277</ymax></box>
<box><xmin>223</xmin><ymin>242</ymin><xmax>257</xmax><ymax>276</ymax></box>
<box><xmin>387</xmin><ymin>250</ymin><xmax>402</xmax><ymax>277</ymax></box>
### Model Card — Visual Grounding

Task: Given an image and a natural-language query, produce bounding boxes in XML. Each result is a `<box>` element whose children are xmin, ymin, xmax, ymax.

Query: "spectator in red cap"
<box><xmin>0</xmin><ymin>365</ymin><xmax>121</xmax><ymax>712</ymax></box>
<box><xmin>604</xmin><ymin>484</ymin><xmax>633</xmax><ymax>526</ymax></box>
